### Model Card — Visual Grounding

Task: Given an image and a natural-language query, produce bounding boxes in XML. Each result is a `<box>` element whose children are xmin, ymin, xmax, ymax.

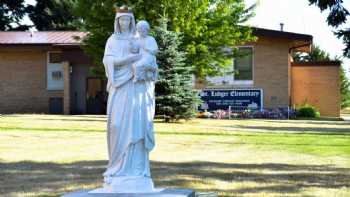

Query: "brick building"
<box><xmin>196</xmin><ymin>28</ymin><xmax>340</xmax><ymax>117</ymax></box>
<box><xmin>0</xmin><ymin>28</ymin><xmax>341</xmax><ymax>117</ymax></box>
<box><xmin>0</xmin><ymin>31</ymin><xmax>105</xmax><ymax>115</ymax></box>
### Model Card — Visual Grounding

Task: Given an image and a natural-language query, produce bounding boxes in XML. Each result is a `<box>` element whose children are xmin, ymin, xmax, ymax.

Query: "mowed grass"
<box><xmin>0</xmin><ymin>114</ymin><xmax>350</xmax><ymax>197</ymax></box>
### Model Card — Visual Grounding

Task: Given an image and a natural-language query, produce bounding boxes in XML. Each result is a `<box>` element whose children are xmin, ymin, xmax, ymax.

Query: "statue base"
<box><xmin>89</xmin><ymin>176</ymin><xmax>155</xmax><ymax>193</ymax></box>
<box><xmin>62</xmin><ymin>189</ymin><xmax>195</xmax><ymax>197</ymax></box>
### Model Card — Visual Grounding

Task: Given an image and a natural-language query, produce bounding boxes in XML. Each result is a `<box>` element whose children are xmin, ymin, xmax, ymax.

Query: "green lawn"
<box><xmin>0</xmin><ymin>114</ymin><xmax>350</xmax><ymax>197</ymax></box>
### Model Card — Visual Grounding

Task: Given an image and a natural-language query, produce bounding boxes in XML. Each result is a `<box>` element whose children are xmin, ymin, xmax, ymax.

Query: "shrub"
<box><xmin>197</xmin><ymin>111</ymin><xmax>213</xmax><ymax>118</ymax></box>
<box><xmin>297</xmin><ymin>104</ymin><xmax>320</xmax><ymax>118</ymax></box>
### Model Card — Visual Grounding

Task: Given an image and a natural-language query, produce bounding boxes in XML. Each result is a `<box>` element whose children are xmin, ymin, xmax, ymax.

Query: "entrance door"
<box><xmin>70</xmin><ymin>64</ymin><xmax>89</xmax><ymax>114</ymax></box>
<box><xmin>86</xmin><ymin>77</ymin><xmax>106</xmax><ymax>114</ymax></box>
<box><xmin>49</xmin><ymin>97</ymin><xmax>63</xmax><ymax>114</ymax></box>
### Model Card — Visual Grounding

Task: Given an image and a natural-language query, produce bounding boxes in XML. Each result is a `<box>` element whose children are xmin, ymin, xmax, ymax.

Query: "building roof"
<box><xmin>251</xmin><ymin>27</ymin><xmax>313</xmax><ymax>53</ymax></box>
<box><xmin>292</xmin><ymin>61</ymin><xmax>341</xmax><ymax>67</ymax></box>
<box><xmin>0</xmin><ymin>31</ymin><xmax>87</xmax><ymax>45</ymax></box>
<box><xmin>0</xmin><ymin>28</ymin><xmax>312</xmax><ymax>50</ymax></box>
<box><xmin>252</xmin><ymin>27</ymin><xmax>313</xmax><ymax>42</ymax></box>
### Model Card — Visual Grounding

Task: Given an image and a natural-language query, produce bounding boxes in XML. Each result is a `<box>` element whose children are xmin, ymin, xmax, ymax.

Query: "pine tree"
<box><xmin>293</xmin><ymin>45</ymin><xmax>331</xmax><ymax>62</ymax></box>
<box><xmin>153</xmin><ymin>19</ymin><xmax>201</xmax><ymax>122</ymax></box>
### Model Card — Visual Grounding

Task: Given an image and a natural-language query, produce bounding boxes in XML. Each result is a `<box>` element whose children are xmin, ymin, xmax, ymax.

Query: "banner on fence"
<box><xmin>199</xmin><ymin>89</ymin><xmax>263</xmax><ymax>111</ymax></box>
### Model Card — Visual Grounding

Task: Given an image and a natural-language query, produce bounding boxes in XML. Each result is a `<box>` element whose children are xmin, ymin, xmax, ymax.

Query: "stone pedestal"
<box><xmin>62</xmin><ymin>189</ymin><xmax>195</xmax><ymax>197</ymax></box>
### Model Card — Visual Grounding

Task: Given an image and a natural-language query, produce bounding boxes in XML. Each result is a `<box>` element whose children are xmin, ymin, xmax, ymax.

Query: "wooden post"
<box><xmin>63</xmin><ymin>61</ymin><xmax>70</xmax><ymax>115</ymax></box>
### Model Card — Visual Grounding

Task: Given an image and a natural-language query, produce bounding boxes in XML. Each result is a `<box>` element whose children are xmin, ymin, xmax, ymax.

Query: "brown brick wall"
<box><xmin>291</xmin><ymin>63</ymin><xmax>340</xmax><ymax>117</ymax></box>
<box><xmin>253</xmin><ymin>37</ymin><xmax>291</xmax><ymax>108</ymax></box>
<box><xmin>0</xmin><ymin>47</ymin><xmax>63</xmax><ymax>114</ymax></box>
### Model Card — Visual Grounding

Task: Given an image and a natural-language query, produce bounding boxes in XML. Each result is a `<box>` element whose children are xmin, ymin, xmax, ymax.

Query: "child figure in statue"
<box><xmin>132</xmin><ymin>20</ymin><xmax>158</xmax><ymax>82</ymax></box>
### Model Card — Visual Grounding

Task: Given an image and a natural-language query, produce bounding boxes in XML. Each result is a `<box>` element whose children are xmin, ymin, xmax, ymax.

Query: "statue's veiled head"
<box><xmin>114</xmin><ymin>6</ymin><xmax>136</xmax><ymax>35</ymax></box>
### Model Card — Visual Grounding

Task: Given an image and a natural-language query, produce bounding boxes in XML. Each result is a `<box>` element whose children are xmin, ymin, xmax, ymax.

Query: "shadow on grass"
<box><xmin>1</xmin><ymin>114</ymin><xmax>107</xmax><ymax>122</ymax></box>
<box><xmin>232</xmin><ymin>125</ymin><xmax>350</xmax><ymax>135</ymax></box>
<box><xmin>219</xmin><ymin>142</ymin><xmax>350</xmax><ymax>147</ymax></box>
<box><xmin>260</xmin><ymin>119</ymin><xmax>350</xmax><ymax>126</ymax></box>
<box><xmin>0</xmin><ymin>126</ymin><xmax>104</xmax><ymax>133</ymax></box>
<box><xmin>0</xmin><ymin>160</ymin><xmax>349</xmax><ymax>197</ymax></box>
<box><xmin>35</xmin><ymin>118</ymin><xmax>107</xmax><ymax>122</ymax></box>
<box><xmin>156</xmin><ymin>130</ymin><xmax>350</xmax><ymax>138</ymax></box>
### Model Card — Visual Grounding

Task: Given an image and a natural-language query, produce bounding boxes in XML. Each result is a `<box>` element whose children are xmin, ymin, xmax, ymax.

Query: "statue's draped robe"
<box><xmin>102</xmin><ymin>32</ymin><xmax>155</xmax><ymax>186</ymax></box>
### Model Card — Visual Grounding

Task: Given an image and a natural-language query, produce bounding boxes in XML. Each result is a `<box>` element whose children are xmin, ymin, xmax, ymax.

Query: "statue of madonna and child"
<box><xmin>89</xmin><ymin>6</ymin><xmax>158</xmax><ymax>194</ymax></box>
<box><xmin>63</xmin><ymin>6</ymin><xmax>195</xmax><ymax>197</ymax></box>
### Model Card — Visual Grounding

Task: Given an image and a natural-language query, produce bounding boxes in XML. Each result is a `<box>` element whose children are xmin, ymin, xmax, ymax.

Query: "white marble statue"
<box><xmin>132</xmin><ymin>20</ymin><xmax>159</xmax><ymax>82</ymax></box>
<box><xmin>89</xmin><ymin>6</ymin><xmax>158</xmax><ymax>194</ymax></box>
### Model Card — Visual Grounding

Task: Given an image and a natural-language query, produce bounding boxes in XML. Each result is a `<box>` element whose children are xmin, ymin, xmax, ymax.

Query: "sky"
<box><xmin>23</xmin><ymin>0</ymin><xmax>350</xmax><ymax>75</ymax></box>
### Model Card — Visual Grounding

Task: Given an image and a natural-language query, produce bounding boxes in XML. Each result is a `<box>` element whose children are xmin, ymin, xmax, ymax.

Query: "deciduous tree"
<box><xmin>27</xmin><ymin>0</ymin><xmax>80</xmax><ymax>31</ymax></box>
<box><xmin>75</xmin><ymin>0</ymin><xmax>256</xmax><ymax>77</ymax></box>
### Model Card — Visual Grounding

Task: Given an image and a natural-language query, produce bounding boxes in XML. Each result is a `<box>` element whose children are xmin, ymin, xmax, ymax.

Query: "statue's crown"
<box><xmin>115</xmin><ymin>5</ymin><xmax>133</xmax><ymax>13</ymax></box>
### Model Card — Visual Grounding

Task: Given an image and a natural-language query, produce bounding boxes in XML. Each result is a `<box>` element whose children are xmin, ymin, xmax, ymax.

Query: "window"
<box><xmin>205</xmin><ymin>46</ymin><xmax>253</xmax><ymax>87</ymax></box>
<box><xmin>52</xmin><ymin>71</ymin><xmax>63</xmax><ymax>80</ymax></box>
<box><xmin>49</xmin><ymin>52</ymin><xmax>62</xmax><ymax>63</ymax></box>
<box><xmin>233</xmin><ymin>47</ymin><xmax>253</xmax><ymax>81</ymax></box>
<box><xmin>47</xmin><ymin>52</ymin><xmax>64</xmax><ymax>90</ymax></box>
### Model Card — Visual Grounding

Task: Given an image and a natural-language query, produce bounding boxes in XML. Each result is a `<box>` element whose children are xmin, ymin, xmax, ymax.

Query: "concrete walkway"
<box><xmin>341</xmin><ymin>114</ymin><xmax>350</xmax><ymax>121</ymax></box>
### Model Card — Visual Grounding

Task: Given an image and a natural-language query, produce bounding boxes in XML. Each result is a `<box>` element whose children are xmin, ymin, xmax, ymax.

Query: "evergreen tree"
<box><xmin>293</xmin><ymin>44</ymin><xmax>350</xmax><ymax>109</ymax></box>
<box><xmin>0</xmin><ymin>0</ymin><xmax>29</xmax><ymax>30</ymax></box>
<box><xmin>293</xmin><ymin>45</ymin><xmax>331</xmax><ymax>62</ymax></box>
<box><xmin>27</xmin><ymin>0</ymin><xmax>80</xmax><ymax>31</ymax></box>
<box><xmin>153</xmin><ymin>19</ymin><xmax>201</xmax><ymax>122</ymax></box>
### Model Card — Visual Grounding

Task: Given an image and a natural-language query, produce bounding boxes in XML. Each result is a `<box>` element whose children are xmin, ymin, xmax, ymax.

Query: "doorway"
<box><xmin>86</xmin><ymin>77</ymin><xmax>107</xmax><ymax>114</ymax></box>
